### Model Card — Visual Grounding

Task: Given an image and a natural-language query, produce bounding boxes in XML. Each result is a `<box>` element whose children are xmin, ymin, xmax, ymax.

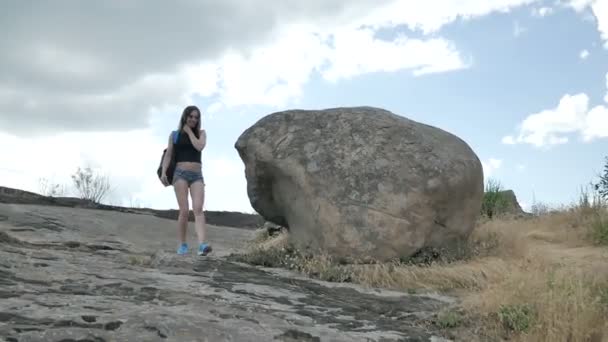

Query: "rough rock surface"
<box><xmin>234</xmin><ymin>106</ymin><xmax>484</xmax><ymax>262</ymax></box>
<box><xmin>0</xmin><ymin>186</ymin><xmax>264</xmax><ymax>228</ymax></box>
<box><xmin>0</xmin><ymin>202</ymin><xmax>453</xmax><ymax>341</ymax></box>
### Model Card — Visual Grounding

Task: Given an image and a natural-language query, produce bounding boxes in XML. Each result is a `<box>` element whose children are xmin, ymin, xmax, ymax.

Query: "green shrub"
<box><xmin>436</xmin><ymin>310</ymin><xmax>463</xmax><ymax>329</ymax></box>
<box><xmin>594</xmin><ymin>156</ymin><xmax>608</xmax><ymax>201</ymax></box>
<box><xmin>590</xmin><ymin>213</ymin><xmax>608</xmax><ymax>245</ymax></box>
<box><xmin>498</xmin><ymin>304</ymin><xmax>534</xmax><ymax>333</ymax></box>
<box><xmin>481</xmin><ymin>179</ymin><xmax>510</xmax><ymax>219</ymax></box>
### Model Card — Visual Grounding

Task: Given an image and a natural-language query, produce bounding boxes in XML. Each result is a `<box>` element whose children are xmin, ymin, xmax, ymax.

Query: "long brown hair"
<box><xmin>177</xmin><ymin>105</ymin><xmax>201</xmax><ymax>138</ymax></box>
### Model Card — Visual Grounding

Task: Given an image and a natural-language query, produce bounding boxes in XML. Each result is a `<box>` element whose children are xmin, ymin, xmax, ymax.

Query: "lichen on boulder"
<box><xmin>235</xmin><ymin>106</ymin><xmax>484</xmax><ymax>262</ymax></box>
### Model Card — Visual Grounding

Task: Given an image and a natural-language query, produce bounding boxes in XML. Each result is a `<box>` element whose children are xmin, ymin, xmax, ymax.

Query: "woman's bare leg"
<box><xmin>173</xmin><ymin>179</ymin><xmax>190</xmax><ymax>245</ymax></box>
<box><xmin>190</xmin><ymin>180</ymin><xmax>206</xmax><ymax>244</ymax></box>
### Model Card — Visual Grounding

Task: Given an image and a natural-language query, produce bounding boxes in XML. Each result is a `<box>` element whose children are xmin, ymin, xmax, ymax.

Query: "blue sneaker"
<box><xmin>197</xmin><ymin>242</ymin><xmax>212</xmax><ymax>256</ymax></box>
<box><xmin>177</xmin><ymin>243</ymin><xmax>189</xmax><ymax>255</ymax></box>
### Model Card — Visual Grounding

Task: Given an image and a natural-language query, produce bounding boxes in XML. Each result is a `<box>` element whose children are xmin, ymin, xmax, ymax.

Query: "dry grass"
<box><xmin>351</xmin><ymin>218</ymin><xmax>530</xmax><ymax>293</ymax></box>
<box><xmin>126</xmin><ymin>253</ymin><xmax>154</xmax><ymax>267</ymax></box>
<box><xmin>460</xmin><ymin>210</ymin><xmax>608</xmax><ymax>340</ymax></box>
<box><xmin>233</xmin><ymin>201</ymin><xmax>608</xmax><ymax>341</ymax></box>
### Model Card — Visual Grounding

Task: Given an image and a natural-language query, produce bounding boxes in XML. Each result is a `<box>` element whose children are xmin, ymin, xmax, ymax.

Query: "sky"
<box><xmin>0</xmin><ymin>0</ymin><xmax>607</xmax><ymax>213</ymax></box>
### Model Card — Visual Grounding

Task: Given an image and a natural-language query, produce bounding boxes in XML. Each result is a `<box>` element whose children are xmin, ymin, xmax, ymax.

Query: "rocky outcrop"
<box><xmin>235</xmin><ymin>106</ymin><xmax>484</xmax><ymax>262</ymax></box>
<box><xmin>0</xmin><ymin>186</ymin><xmax>264</xmax><ymax>228</ymax></box>
<box><xmin>0</xmin><ymin>202</ymin><xmax>452</xmax><ymax>341</ymax></box>
<box><xmin>480</xmin><ymin>188</ymin><xmax>531</xmax><ymax>219</ymax></box>
<box><xmin>498</xmin><ymin>190</ymin><xmax>526</xmax><ymax>215</ymax></box>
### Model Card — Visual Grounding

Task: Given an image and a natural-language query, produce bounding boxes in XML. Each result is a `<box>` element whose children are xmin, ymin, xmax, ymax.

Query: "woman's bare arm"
<box><xmin>161</xmin><ymin>132</ymin><xmax>174</xmax><ymax>174</ymax></box>
<box><xmin>186</xmin><ymin>129</ymin><xmax>206</xmax><ymax>151</ymax></box>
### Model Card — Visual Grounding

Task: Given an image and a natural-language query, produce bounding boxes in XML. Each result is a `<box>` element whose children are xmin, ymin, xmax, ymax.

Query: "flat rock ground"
<box><xmin>0</xmin><ymin>203</ymin><xmax>454</xmax><ymax>342</ymax></box>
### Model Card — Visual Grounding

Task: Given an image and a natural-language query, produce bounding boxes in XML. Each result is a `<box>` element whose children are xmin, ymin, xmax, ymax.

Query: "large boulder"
<box><xmin>234</xmin><ymin>106</ymin><xmax>484</xmax><ymax>262</ymax></box>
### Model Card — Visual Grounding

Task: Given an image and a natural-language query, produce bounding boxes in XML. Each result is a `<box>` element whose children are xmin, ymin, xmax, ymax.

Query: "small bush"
<box><xmin>37</xmin><ymin>177</ymin><xmax>67</xmax><ymax>197</ymax></box>
<box><xmin>71</xmin><ymin>166</ymin><xmax>112</xmax><ymax>204</ymax></box>
<box><xmin>530</xmin><ymin>194</ymin><xmax>550</xmax><ymax>216</ymax></box>
<box><xmin>498</xmin><ymin>304</ymin><xmax>534</xmax><ymax>333</ymax></box>
<box><xmin>481</xmin><ymin>179</ymin><xmax>510</xmax><ymax>219</ymax></box>
<box><xmin>576</xmin><ymin>183</ymin><xmax>605</xmax><ymax>213</ymax></box>
<box><xmin>568</xmin><ymin>183</ymin><xmax>608</xmax><ymax>246</ymax></box>
<box><xmin>594</xmin><ymin>156</ymin><xmax>608</xmax><ymax>201</ymax></box>
<box><xmin>590</xmin><ymin>214</ymin><xmax>608</xmax><ymax>245</ymax></box>
<box><xmin>436</xmin><ymin>310</ymin><xmax>463</xmax><ymax>329</ymax></box>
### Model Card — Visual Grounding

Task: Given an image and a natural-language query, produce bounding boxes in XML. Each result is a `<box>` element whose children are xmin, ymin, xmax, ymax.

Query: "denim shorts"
<box><xmin>173</xmin><ymin>168</ymin><xmax>204</xmax><ymax>186</ymax></box>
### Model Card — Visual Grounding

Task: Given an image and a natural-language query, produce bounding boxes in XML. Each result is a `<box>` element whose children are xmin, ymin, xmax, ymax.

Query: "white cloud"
<box><xmin>581</xmin><ymin>104</ymin><xmax>608</xmax><ymax>140</ymax></box>
<box><xmin>580</xmin><ymin>49</ymin><xmax>590</xmax><ymax>59</ymax></box>
<box><xmin>358</xmin><ymin>0</ymin><xmax>541</xmax><ymax>34</ymax></box>
<box><xmin>502</xmin><ymin>74</ymin><xmax>608</xmax><ymax>147</ymax></box>
<box><xmin>201</xmin><ymin>0</ymin><xmax>553</xmax><ymax>109</ymax></box>
<box><xmin>204</xmin><ymin>27</ymin><xmax>468</xmax><ymax>110</ymax></box>
<box><xmin>595</xmin><ymin>0</ymin><xmax>608</xmax><ymax>48</ymax></box>
<box><xmin>482</xmin><ymin>158</ymin><xmax>503</xmax><ymax>178</ymax></box>
<box><xmin>502</xmin><ymin>136</ymin><xmax>516</xmax><ymax>145</ymax></box>
<box><xmin>565</xmin><ymin>0</ymin><xmax>608</xmax><ymax>48</ymax></box>
<box><xmin>0</xmin><ymin>61</ymin><xmax>220</xmax><ymax>135</ymax></box>
<box><xmin>0</xmin><ymin>1</ymin><xmax>390</xmax><ymax>134</ymax></box>
<box><xmin>532</xmin><ymin>6</ymin><xmax>554</xmax><ymax>16</ymax></box>
<box><xmin>1</xmin><ymin>0</ymin><xmax>548</xmax><ymax>136</ymax></box>
<box><xmin>323</xmin><ymin>28</ymin><xmax>467</xmax><ymax>81</ymax></box>
<box><xmin>568</xmin><ymin>0</ymin><xmax>595</xmax><ymax>11</ymax></box>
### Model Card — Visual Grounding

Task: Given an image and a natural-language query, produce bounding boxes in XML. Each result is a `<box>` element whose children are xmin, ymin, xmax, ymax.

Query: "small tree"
<box><xmin>595</xmin><ymin>156</ymin><xmax>608</xmax><ymax>201</ymax></box>
<box><xmin>38</xmin><ymin>177</ymin><xmax>66</xmax><ymax>197</ymax></box>
<box><xmin>71</xmin><ymin>166</ymin><xmax>111</xmax><ymax>204</ymax></box>
<box><xmin>481</xmin><ymin>178</ymin><xmax>510</xmax><ymax>219</ymax></box>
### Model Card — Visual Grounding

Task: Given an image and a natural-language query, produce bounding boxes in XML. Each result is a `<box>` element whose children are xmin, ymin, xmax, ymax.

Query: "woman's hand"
<box><xmin>160</xmin><ymin>173</ymin><xmax>169</xmax><ymax>186</ymax></box>
<box><xmin>183</xmin><ymin>125</ymin><xmax>206</xmax><ymax>151</ymax></box>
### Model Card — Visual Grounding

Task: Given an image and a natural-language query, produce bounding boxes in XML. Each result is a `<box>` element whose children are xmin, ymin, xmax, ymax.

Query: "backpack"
<box><xmin>157</xmin><ymin>131</ymin><xmax>179</xmax><ymax>186</ymax></box>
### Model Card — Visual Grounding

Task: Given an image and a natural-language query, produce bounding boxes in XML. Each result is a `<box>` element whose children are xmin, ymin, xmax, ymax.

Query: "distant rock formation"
<box><xmin>0</xmin><ymin>186</ymin><xmax>263</xmax><ymax>229</ymax></box>
<box><xmin>497</xmin><ymin>189</ymin><xmax>530</xmax><ymax>217</ymax></box>
<box><xmin>499</xmin><ymin>190</ymin><xmax>524</xmax><ymax>213</ymax></box>
<box><xmin>235</xmin><ymin>106</ymin><xmax>484</xmax><ymax>262</ymax></box>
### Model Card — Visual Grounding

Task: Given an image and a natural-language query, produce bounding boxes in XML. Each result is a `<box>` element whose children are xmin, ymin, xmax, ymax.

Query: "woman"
<box><xmin>160</xmin><ymin>105</ymin><xmax>212</xmax><ymax>256</ymax></box>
